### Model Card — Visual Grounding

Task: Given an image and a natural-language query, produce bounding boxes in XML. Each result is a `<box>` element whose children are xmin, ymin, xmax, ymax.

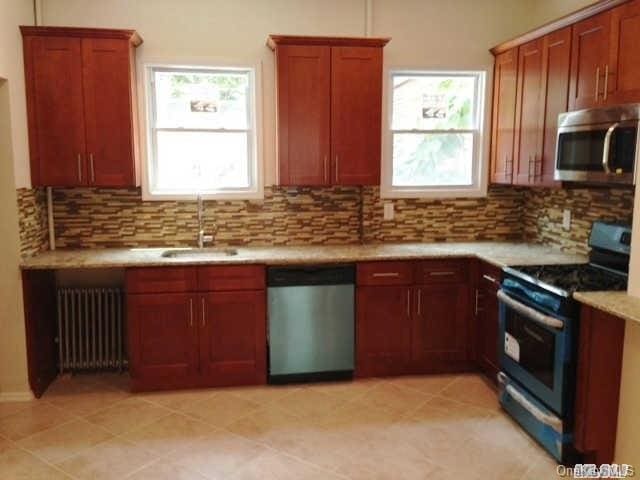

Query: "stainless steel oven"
<box><xmin>497</xmin><ymin>287</ymin><xmax>575</xmax><ymax>417</ymax></box>
<box><xmin>555</xmin><ymin>104</ymin><xmax>640</xmax><ymax>184</ymax></box>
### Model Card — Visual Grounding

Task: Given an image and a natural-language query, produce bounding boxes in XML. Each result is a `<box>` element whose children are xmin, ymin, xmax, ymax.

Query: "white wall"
<box><xmin>0</xmin><ymin>0</ymin><xmax>34</xmax><ymax>399</ymax></box>
<box><xmin>528</xmin><ymin>0</ymin><xmax>599</xmax><ymax>26</ymax></box>
<box><xmin>34</xmin><ymin>0</ymin><xmax>536</xmax><ymax>189</ymax></box>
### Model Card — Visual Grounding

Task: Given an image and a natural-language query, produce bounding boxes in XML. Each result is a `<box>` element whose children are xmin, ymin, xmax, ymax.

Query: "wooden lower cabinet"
<box><xmin>126</xmin><ymin>266</ymin><xmax>266</xmax><ymax>391</ymax></box>
<box><xmin>356</xmin><ymin>285</ymin><xmax>411</xmax><ymax>377</ymax></box>
<box><xmin>474</xmin><ymin>262</ymin><xmax>502</xmax><ymax>383</ymax></box>
<box><xmin>200</xmin><ymin>291</ymin><xmax>266</xmax><ymax>386</ymax></box>
<box><xmin>356</xmin><ymin>260</ymin><xmax>473</xmax><ymax>377</ymax></box>
<box><xmin>574</xmin><ymin>306</ymin><xmax>625</xmax><ymax>464</ymax></box>
<box><xmin>128</xmin><ymin>293</ymin><xmax>199</xmax><ymax>390</ymax></box>
<box><xmin>411</xmin><ymin>283</ymin><xmax>470</xmax><ymax>372</ymax></box>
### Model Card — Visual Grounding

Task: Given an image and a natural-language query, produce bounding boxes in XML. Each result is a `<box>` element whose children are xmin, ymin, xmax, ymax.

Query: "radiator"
<box><xmin>56</xmin><ymin>288</ymin><xmax>126</xmax><ymax>373</ymax></box>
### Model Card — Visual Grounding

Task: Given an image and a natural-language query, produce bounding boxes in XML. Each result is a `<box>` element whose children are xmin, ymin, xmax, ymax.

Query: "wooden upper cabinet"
<box><xmin>275</xmin><ymin>45</ymin><xmax>331</xmax><ymax>186</ymax></box>
<box><xmin>569</xmin><ymin>11</ymin><xmax>611</xmax><ymax>110</ymax></box>
<box><xmin>24</xmin><ymin>36</ymin><xmax>86</xmax><ymax>186</ymax></box>
<box><xmin>514</xmin><ymin>39</ymin><xmax>544</xmax><ymax>186</ymax></box>
<box><xmin>331</xmin><ymin>46</ymin><xmax>382</xmax><ymax>185</ymax></box>
<box><xmin>81</xmin><ymin>38</ymin><xmax>138</xmax><ymax>186</ymax></box>
<box><xmin>490</xmin><ymin>49</ymin><xmax>518</xmax><ymax>184</ymax></box>
<box><xmin>607</xmin><ymin>0</ymin><xmax>640</xmax><ymax>104</ymax></box>
<box><xmin>539</xmin><ymin>27</ymin><xmax>571</xmax><ymax>187</ymax></box>
<box><xmin>21</xmin><ymin>26</ymin><xmax>142</xmax><ymax>187</ymax></box>
<box><xmin>513</xmin><ymin>28</ymin><xmax>571</xmax><ymax>187</ymax></box>
<box><xmin>269</xmin><ymin>35</ymin><xmax>389</xmax><ymax>187</ymax></box>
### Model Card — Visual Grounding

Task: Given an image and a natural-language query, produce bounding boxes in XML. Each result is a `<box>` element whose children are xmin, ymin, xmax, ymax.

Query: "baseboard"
<box><xmin>0</xmin><ymin>391</ymin><xmax>35</xmax><ymax>402</ymax></box>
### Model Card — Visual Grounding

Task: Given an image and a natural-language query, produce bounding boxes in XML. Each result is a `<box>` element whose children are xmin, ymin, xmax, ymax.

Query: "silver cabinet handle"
<box><xmin>417</xmin><ymin>289</ymin><xmax>421</xmax><ymax>316</ymax></box>
<box><xmin>595</xmin><ymin>66</ymin><xmax>601</xmax><ymax>101</ymax></box>
<box><xmin>89</xmin><ymin>153</ymin><xmax>95</xmax><ymax>183</ymax></box>
<box><xmin>602</xmin><ymin>122</ymin><xmax>620</xmax><ymax>174</ymax></box>
<box><xmin>482</xmin><ymin>274</ymin><xmax>499</xmax><ymax>285</ymax></box>
<box><xmin>406</xmin><ymin>289</ymin><xmax>411</xmax><ymax>317</ymax></box>
<box><xmin>475</xmin><ymin>289</ymin><xmax>480</xmax><ymax>315</ymax></box>
<box><xmin>335</xmin><ymin>155</ymin><xmax>339</xmax><ymax>182</ymax></box>
<box><xmin>189</xmin><ymin>298</ymin><xmax>194</xmax><ymax>327</ymax></box>
<box><xmin>429</xmin><ymin>271</ymin><xmax>455</xmax><ymax>276</ymax></box>
<box><xmin>372</xmin><ymin>272</ymin><xmax>400</xmax><ymax>278</ymax></box>
<box><xmin>201</xmin><ymin>298</ymin><xmax>205</xmax><ymax>327</ymax></box>
<box><xmin>77</xmin><ymin>154</ymin><xmax>82</xmax><ymax>182</ymax></box>
<box><xmin>603</xmin><ymin>64</ymin><xmax>609</xmax><ymax>101</ymax></box>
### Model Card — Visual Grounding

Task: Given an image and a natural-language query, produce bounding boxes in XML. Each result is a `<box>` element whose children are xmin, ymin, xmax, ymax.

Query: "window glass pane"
<box><xmin>155</xmin><ymin>131</ymin><xmax>249</xmax><ymax>191</ymax></box>
<box><xmin>391</xmin><ymin>75</ymin><xmax>476</xmax><ymax>131</ymax></box>
<box><xmin>154</xmin><ymin>70</ymin><xmax>249</xmax><ymax>129</ymax></box>
<box><xmin>392</xmin><ymin>133</ymin><xmax>473</xmax><ymax>187</ymax></box>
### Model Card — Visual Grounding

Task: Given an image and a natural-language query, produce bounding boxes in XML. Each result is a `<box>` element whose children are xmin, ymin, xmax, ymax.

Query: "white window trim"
<box><xmin>381</xmin><ymin>69</ymin><xmax>488</xmax><ymax>199</ymax></box>
<box><xmin>141</xmin><ymin>60</ymin><xmax>264</xmax><ymax>201</ymax></box>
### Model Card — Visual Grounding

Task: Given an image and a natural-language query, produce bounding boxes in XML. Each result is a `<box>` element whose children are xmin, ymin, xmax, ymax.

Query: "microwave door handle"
<box><xmin>498</xmin><ymin>378</ymin><xmax>564</xmax><ymax>434</ymax></box>
<box><xmin>497</xmin><ymin>290</ymin><xmax>564</xmax><ymax>330</ymax></box>
<box><xmin>602</xmin><ymin>122</ymin><xmax>620</xmax><ymax>174</ymax></box>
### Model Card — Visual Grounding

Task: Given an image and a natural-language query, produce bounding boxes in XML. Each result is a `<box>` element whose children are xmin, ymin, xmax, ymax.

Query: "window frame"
<box><xmin>142</xmin><ymin>62</ymin><xmax>263</xmax><ymax>201</ymax></box>
<box><xmin>381</xmin><ymin>69</ymin><xmax>487</xmax><ymax>199</ymax></box>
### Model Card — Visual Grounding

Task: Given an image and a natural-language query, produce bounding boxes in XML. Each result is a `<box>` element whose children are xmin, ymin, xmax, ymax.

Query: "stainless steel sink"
<box><xmin>161</xmin><ymin>248</ymin><xmax>239</xmax><ymax>258</ymax></box>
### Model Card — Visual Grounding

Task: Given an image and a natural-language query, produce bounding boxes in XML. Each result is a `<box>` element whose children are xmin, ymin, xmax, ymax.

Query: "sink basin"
<box><xmin>161</xmin><ymin>248</ymin><xmax>239</xmax><ymax>258</ymax></box>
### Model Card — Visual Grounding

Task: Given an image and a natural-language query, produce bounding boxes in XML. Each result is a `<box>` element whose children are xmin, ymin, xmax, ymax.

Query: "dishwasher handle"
<box><xmin>267</xmin><ymin>265</ymin><xmax>355</xmax><ymax>287</ymax></box>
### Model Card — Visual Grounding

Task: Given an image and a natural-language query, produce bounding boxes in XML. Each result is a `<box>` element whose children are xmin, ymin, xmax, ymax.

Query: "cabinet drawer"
<box><xmin>198</xmin><ymin>265</ymin><xmax>265</xmax><ymax>291</ymax></box>
<box><xmin>126</xmin><ymin>267</ymin><xmax>197</xmax><ymax>294</ymax></box>
<box><xmin>414</xmin><ymin>260</ymin><xmax>468</xmax><ymax>284</ymax></box>
<box><xmin>357</xmin><ymin>262</ymin><xmax>413</xmax><ymax>286</ymax></box>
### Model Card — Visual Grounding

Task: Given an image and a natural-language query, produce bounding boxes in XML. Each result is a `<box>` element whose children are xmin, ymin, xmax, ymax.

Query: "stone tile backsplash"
<box><xmin>16</xmin><ymin>184</ymin><xmax>635</xmax><ymax>257</ymax></box>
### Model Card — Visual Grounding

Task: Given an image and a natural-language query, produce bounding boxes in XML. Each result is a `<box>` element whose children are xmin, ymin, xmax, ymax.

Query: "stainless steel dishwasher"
<box><xmin>267</xmin><ymin>265</ymin><xmax>355</xmax><ymax>383</ymax></box>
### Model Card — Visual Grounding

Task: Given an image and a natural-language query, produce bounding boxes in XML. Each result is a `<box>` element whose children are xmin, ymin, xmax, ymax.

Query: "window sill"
<box><xmin>380</xmin><ymin>186</ymin><xmax>488</xmax><ymax>200</ymax></box>
<box><xmin>141</xmin><ymin>188</ymin><xmax>264</xmax><ymax>201</ymax></box>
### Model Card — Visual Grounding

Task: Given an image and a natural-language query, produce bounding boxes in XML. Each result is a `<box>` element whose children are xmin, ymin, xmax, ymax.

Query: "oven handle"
<box><xmin>497</xmin><ymin>372</ymin><xmax>563</xmax><ymax>434</ymax></box>
<box><xmin>602</xmin><ymin>122</ymin><xmax>620</xmax><ymax>174</ymax></box>
<box><xmin>497</xmin><ymin>290</ymin><xmax>564</xmax><ymax>330</ymax></box>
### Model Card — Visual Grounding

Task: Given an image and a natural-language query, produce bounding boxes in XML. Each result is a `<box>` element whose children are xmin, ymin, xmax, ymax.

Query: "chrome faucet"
<box><xmin>197</xmin><ymin>194</ymin><xmax>213</xmax><ymax>249</ymax></box>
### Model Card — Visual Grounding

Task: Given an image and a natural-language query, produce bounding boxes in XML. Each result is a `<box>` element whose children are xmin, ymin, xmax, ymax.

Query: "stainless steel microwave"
<box><xmin>555</xmin><ymin>104</ymin><xmax>639</xmax><ymax>184</ymax></box>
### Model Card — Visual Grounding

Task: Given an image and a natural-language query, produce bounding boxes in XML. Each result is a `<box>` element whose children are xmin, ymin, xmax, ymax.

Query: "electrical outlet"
<box><xmin>383</xmin><ymin>202</ymin><xmax>394</xmax><ymax>221</ymax></box>
<box><xmin>562</xmin><ymin>209</ymin><xmax>571</xmax><ymax>231</ymax></box>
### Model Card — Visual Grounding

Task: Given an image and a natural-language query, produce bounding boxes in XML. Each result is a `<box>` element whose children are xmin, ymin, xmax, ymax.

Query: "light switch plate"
<box><xmin>562</xmin><ymin>209</ymin><xmax>571</xmax><ymax>231</ymax></box>
<box><xmin>383</xmin><ymin>202</ymin><xmax>394</xmax><ymax>221</ymax></box>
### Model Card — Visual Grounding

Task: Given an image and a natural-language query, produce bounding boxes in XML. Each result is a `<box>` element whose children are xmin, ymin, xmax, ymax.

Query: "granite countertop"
<box><xmin>20</xmin><ymin>241</ymin><xmax>587</xmax><ymax>270</ymax></box>
<box><xmin>574</xmin><ymin>291</ymin><xmax>640</xmax><ymax>325</ymax></box>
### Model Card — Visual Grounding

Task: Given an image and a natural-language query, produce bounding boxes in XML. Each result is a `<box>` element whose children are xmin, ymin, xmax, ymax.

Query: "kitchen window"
<box><xmin>383</xmin><ymin>70</ymin><xmax>486</xmax><ymax>198</ymax></box>
<box><xmin>145</xmin><ymin>65</ymin><xmax>261</xmax><ymax>199</ymax></box>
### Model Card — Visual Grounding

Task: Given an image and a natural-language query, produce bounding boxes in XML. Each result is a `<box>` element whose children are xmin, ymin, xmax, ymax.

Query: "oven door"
<box><xmin>555</xmin><ymin>121</ymin><xmax>638</xmax><ymax>184</ymax></box>
<box><xmin>497</xmin><ymin>289</ymin><xmax>572</xmax><ymax>416</ymax></box>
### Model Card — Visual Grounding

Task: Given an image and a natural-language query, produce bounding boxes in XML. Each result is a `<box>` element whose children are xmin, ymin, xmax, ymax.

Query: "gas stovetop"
<box><xmin>505</xmin><ymin>263</ymin><xmax>628</xmax><ymax>296</ymax></box>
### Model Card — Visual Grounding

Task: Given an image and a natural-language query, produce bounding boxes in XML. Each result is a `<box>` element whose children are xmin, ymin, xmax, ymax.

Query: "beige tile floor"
<box><xmin>0</xmin><ymin>373</ymin><xmax>561</xmax><ymax>479</ymax></box>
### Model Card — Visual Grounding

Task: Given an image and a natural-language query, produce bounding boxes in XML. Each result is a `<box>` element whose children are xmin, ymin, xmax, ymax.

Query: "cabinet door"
<box><xmin>128</xmin><ymin>294</ymin><xmax>199</xmax><ymax>387</ymax></box>
<box><xmin>538</xmin><ymin>27</ymin><xmax>571</xmax><ymax>187</ymax></box>
<box><xmin>276</xmin><ymin>45</ymin><xmax>331</xmax><ymax>186</ymax></box>
<box><xmin>356</xmin><ymin>286</ymin><xmax>411</xmax><ymax>377</ymax></box>
<box><xmin>607</xmin><ymin>0</ymin><xmax>640</xmax><ymax>105</ymax></box>
<box><xmin>475</xmin><ymin>268</ymin><xmax>501</xmax><ymax>382</ymax></box>
<box><xmin>331</xmin><ymin>46</ymin><xmax>382</xmax><ymax>185</ymax></box>
<box><xmin>569</xmin><ymin>12</ymin><xmax>611</xmax><ymax>110</ymax></box>
<box><xmin>490</xmin><ymin>49</ymin><xmax>518</xmax><ymax>184</ymax></box>
<box><xmin>82</xmin><ymin>38</ymin><xmax>137</xmax><ymax>186</ymax></box>
<box><xmin>514</xmin><ymin>39</ymin><xmax>544</xmax><ymax>186</ymax></box>
<box><xmin>412</xmin><ymin>283</ymin><xmax>469</xmax><ymax>370</ymax></box>
<box><xmin>199</xmin><ymin>291</ymin><xmax>266</xmax><ymax>386</ymax></box>
<box><xmin>24</xmin><ymin>36</ymin><xmax>86</xmax><ymax>186</ymax></box>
